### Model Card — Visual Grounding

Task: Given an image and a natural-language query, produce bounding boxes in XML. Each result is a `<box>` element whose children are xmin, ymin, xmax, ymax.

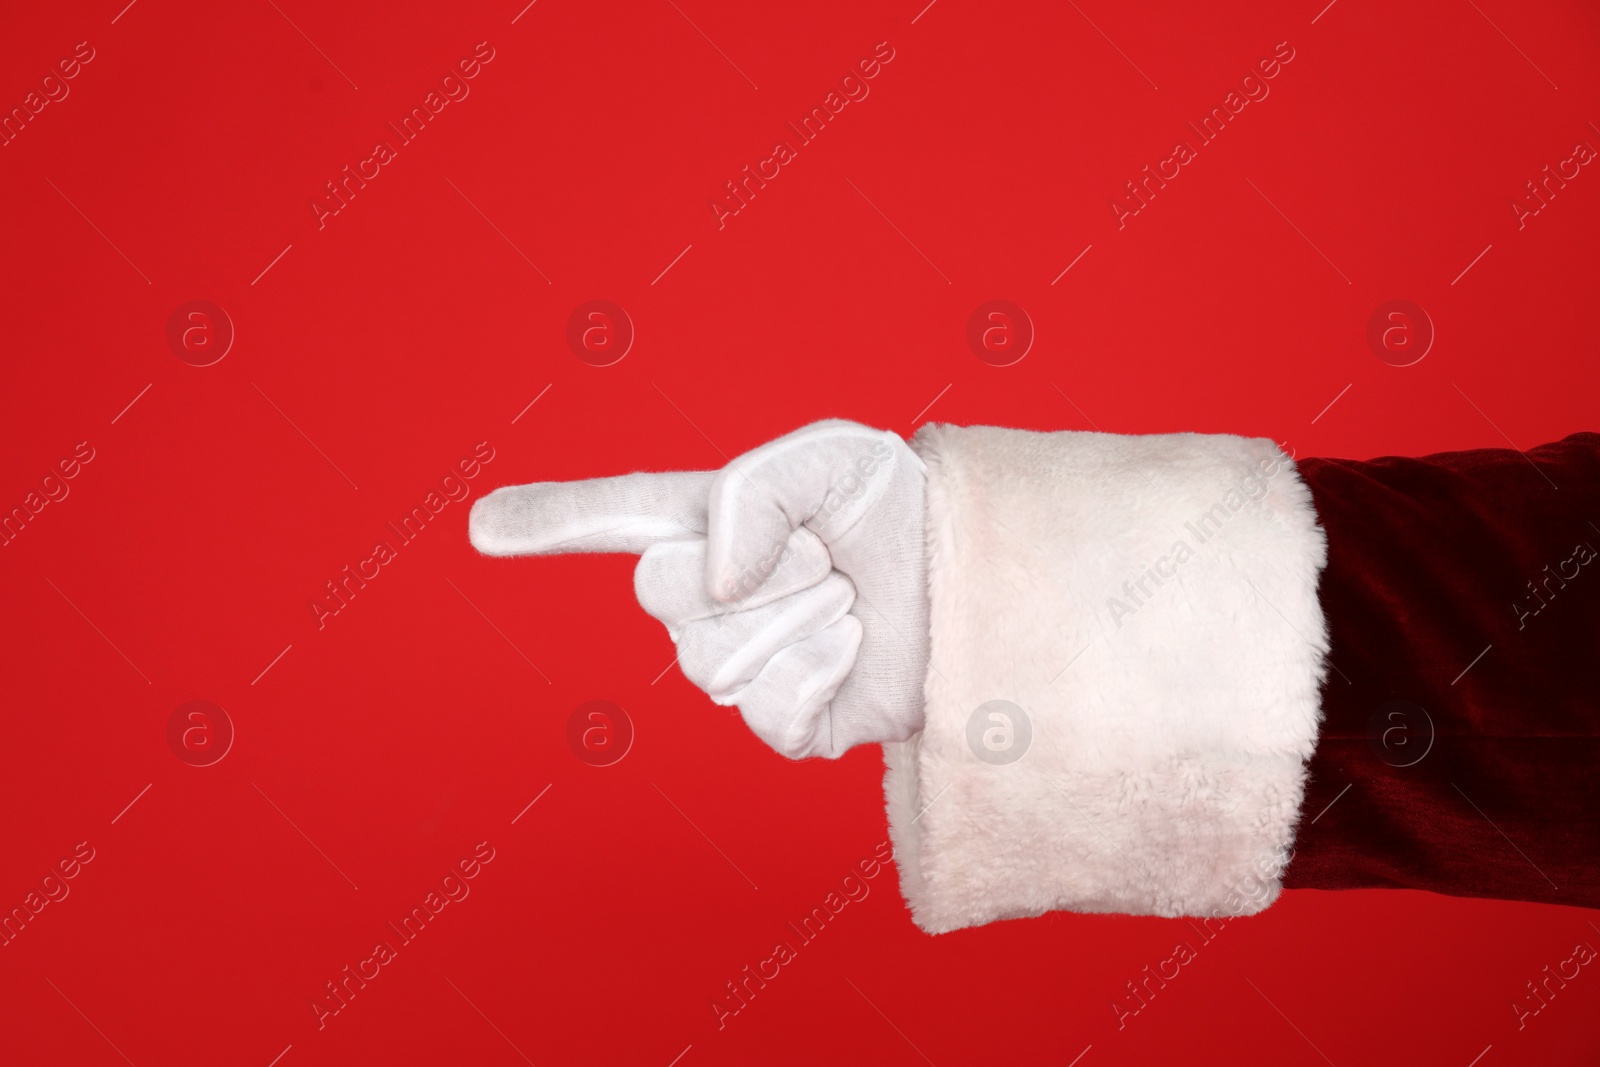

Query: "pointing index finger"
<box><xmin>469</xmin><ymin>470</ymin><xmax>715</xmax><ymax>557</ymax></box>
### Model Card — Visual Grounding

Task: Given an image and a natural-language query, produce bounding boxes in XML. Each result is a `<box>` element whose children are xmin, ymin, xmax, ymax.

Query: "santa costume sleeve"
<box><xmin>883</xmin><ymin>424</ymin><xmax>1600</xmax><ymax>934</ymax></box>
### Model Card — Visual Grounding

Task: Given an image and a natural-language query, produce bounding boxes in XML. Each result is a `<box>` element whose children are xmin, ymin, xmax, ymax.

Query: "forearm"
<box><xmin>885</xmin><ymin>425</ymin><xmax>1600</xmax><ymax>932</ymax></box>
<box><xmin>886</xmin><ymin>423</ymin><xmax>1327</xmax><ymax>932</ymax></box>
<box><xmin>1285</xmin><ymin>433</ymin><xmax>1600</xmax><ymax>907</ymax></box>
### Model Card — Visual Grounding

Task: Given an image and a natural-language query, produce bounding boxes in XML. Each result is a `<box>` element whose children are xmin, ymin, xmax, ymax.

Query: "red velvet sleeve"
<box><xmin>1284</xmin><ymin>432</ymin><xmax>1600</xmax><ymax>907</ymax></box>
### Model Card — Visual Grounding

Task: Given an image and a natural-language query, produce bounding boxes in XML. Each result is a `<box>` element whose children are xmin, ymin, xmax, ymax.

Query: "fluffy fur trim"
<box><xmin>884</xmin><ymin>424</ymin><xmax>1329</xmax><ymax>933</ymax></box>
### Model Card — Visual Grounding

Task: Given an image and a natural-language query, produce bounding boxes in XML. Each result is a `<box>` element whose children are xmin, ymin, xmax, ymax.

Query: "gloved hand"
<box><xmin>467</xmin><ymin>419</ymin><xmax>930</xmax><ymax>758</ymax></box>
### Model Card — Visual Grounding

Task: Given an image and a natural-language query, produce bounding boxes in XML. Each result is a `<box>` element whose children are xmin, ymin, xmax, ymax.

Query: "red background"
<box><xmin>2</xmin><ymin>0</ymin><xmax>1598</xmax><ymax>1064</ymax></box>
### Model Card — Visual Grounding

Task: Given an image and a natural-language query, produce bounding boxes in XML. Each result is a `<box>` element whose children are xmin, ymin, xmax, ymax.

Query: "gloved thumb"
<box><xmin>705</xmin><ymin>420</ymin><xmax>909</xmax><ymax>602</ymax></box>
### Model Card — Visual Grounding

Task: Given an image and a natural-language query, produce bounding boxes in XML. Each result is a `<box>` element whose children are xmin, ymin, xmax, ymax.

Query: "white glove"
<box><xmin>467</xmin><ymin>419</ymin><xmax>930</xmax><ymax>758</ymax></box>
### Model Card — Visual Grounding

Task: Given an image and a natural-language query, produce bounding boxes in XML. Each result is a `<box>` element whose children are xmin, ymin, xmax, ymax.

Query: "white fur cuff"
<box><xmin>884</xmin><ymin>424</ymin><xmax>1329</xmax><ymax>933</ymax></box>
